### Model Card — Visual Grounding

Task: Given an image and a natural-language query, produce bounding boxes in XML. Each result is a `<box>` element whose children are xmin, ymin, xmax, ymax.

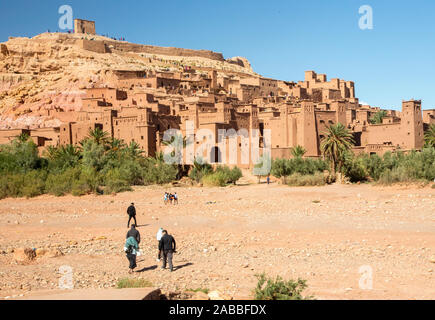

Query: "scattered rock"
<box><xmin>35</xmin><ymin>248</ymin><xmax>47</xmax><ymax>257</ymax></box>
<box><xmin>192</xmin><ymin>291</ymin><xmax>209</xmax><ymax>300</ymax></box>
<box><xmin>208</xmin><ymin>290</ymin><xmax>224</xmax><ymax>300</ymax></box>
<box><xmin>13</xmin><ymin>248</ymin><xmax>36</xmax><ymax>264</ymax></box>
<box><xmin>47</xmin><ymin>249</ymin><xmax>63</xmax><ymax>258</ymax></box>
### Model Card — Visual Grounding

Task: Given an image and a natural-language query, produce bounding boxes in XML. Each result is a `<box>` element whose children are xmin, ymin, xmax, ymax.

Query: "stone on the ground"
<box><xmin>13</xmin><ymin>248</ymin><xmax>36</xmax><ymax>263</ymax></box>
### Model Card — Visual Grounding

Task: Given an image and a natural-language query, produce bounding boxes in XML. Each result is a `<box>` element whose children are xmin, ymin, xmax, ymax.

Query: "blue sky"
<box><xmin>0</xmin><ymin>0</ymin><xmax>434</xmax><ymax>110</ymax></box>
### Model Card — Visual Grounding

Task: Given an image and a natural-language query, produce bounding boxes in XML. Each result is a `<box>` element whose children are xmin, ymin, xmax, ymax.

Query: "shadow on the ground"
<box><xmin>136</xmin><ymin>265</ymin><xmax>158</xmax><ymax>272</ymax></box>
<box><xmin>173</xmin><ymin>262</ymin><xmax>193</xmax><ymax>271</ymax></box>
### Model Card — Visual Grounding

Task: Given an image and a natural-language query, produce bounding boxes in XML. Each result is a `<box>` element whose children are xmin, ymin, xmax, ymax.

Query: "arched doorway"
<box><xmin>210</xmin><ymin>146</ymin><xmax>222</xmax><ymax>164</ymax></box>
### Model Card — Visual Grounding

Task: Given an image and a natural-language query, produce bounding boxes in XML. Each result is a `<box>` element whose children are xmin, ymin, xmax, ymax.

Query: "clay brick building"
<box><xmin>74</xmin><ymin>19</ymin><xmax>96</xmax><ymax>35</ymax></box>
<box><xmin>0</xmin><ymin>67</ymin><xmax>430</xmax><ymax>167</ymax></box>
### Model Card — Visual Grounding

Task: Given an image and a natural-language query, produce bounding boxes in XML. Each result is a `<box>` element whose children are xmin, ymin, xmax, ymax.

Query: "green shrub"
<box><xmin>271</xmin><ymin>158</ymin><xmax>328</xmax><ymax>183</ymax></box>
<box><xmin>186</xmin><ymin>288</ymin><xmax>209</xmax><ymax>294</ymax></box>
<box><xmin>142</xmin><ymin>161</ymin><xmax>178</xmax><ymax>185</ymax></box>
<box><xmin>116</xmin><ymin>278</ymin><xmax>153</xmax><ymax>289</ymax></box>
<box><xmin>228</xmin><ymin>166</ymin><xmax>243</xmax><ymax>184</ymax></box>
<box><xmin>104</xmin><ymin>168</ymin><xmax>132</xmax><ymax>194</ymax></box>
<box><xmin>215</xmin><ymin>166</ymin><xmax>243</xmax><ymax>184</ymax></box>
<box><xmin>289</xmin><ymin>157</ymin><xmax>328</xmax><ymax>175</ymax></box>
<box><xmin>201</xmin><ymin>166</ymin><xmax>243</xmax><ymax>186</ymax></box>
<box><xmin>0</xmin><ymin>139</ymin><xmax>42</xmax><ymax>173</ymax></box>
<box><xmin>286</xmin><ymin>172</ymin><xmax>326</xmax><ymax>186</ymax></box>
<box><xmin>189</xmin><ymin>159</ymin><xmax>213</xmax><ymax>182</ymax></box>
<box><xmin>254</xmin><ymin>273</ymin><xmax>313</xmax><ymax>300</ymax></box>
<box><xmin>342</xmin><ymin>153</ymin><xmax>368</xmax><ymax>182</ymax></box>
<box><xmin>81</xmin><ymin>139</ymin><xmax>107</xmax><ymax>171</ymax></box>
<box><xmin>271</xmin><ymin>158</ymin><xmax>291</xmax><ymax>183</ymax></box>
<box><xmin>21</xmin><ymin>170</ymin><xmax>47</xmax><ymax>198</ymax></box>
<box><xmin>71</xmin><ymin>168</ymin><xmax>100</xmax><ymax>196</ymax></box>
<box><xmin>46</xmin><ymin>145</ymin><xmax>81</xmax><ymax>171</ymax></box>
<box><xmin>378</xmin><ymin>167</ymin><xmax>416</xmax><ymax>185</ymax></box>
<box><xmin>45</xmin><ymin>167</ymin><xmax>82</xmax><ymax>196</ymax></box>
<box><xmin>341</xmin><ymin>147</ymin><xmax>435</xmax><ymax>184</ymax></box>
<box><xmin>0</xmin><ymin>173</ymin><xmax>24</xmax><ymax>198</ymax></box>
<box><xmin>0</xmin><ymin>170</ymin><xmax>46</xmax><ymax>199</ymax></box>
<box><xmin>202</xmin><ymin>171</ymin><xmax>228</xmax><ymax>187</ymax></box>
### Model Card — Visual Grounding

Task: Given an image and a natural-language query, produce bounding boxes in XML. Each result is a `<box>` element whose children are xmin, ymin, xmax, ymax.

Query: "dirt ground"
<box><xmin>0</xmin><ymin>182</ymin><xmax>434</xmax><ymax>300</ymax></box>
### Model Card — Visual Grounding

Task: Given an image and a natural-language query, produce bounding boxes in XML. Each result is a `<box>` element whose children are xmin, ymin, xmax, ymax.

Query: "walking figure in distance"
<box><xmin>127</xmin><ymin>203</ymin><xmax>137</xmax><ymax>228</ymax></box>
<box><xmin>126</xmin><ymin>224</ymin><xmax>141</xmax><ymax>245</ymax></box>
<box><xmin>124</xmin><ymin>235</ymin><xmax>139</xmax><ymax>273</ymax></box>
<box><xmin>159</xmin><ymin>230</ymin><xmax>176</xmax><ymax>272</ymax></box>
<box><xmin>156</xmin><ymin>227</ymin><xmax>164</xmax><ymax>262</ymax></box>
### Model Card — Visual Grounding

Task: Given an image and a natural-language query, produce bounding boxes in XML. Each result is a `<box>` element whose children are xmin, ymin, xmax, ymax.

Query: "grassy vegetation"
<box><xmin>286</xmin><ymin>172</ymin><xmax>326</xmax><ymax>186</ymax></box>
<box><xmin>2</xmin><ymin>125</ymin><xmax>434</xmax><ymax>199</ymax></box>
<box><xmin>189</xmin><ymin>159</ymin><xmax>243</xmax><ymax>187</ymax></box>
<box><xmin>0</xmin><ymin>131</ymin><xmax>245</xmax><ymax>199</ymax></box>
<box><xmin>268</xmin><ymin>148</ymin><xmax>435</xmax><ymax>186</ymax></box>
<box><xmin>116</xmin><ymin>278</ymin><xmax>153</xmax><ymax>289</ymax></box>
<box><xmin>201</xmin><ymin>166</ymin><xmax>243</xmax><ymax>187</ymax></box>
<box><xmin>254</xmin><ymin>273</ymin><xmax>314</xmax><ymax>300</ymax></box>
<box><xmin>186</xmin><ymin>288</ymin><xmax>209</xmax><ymax>294</ymax></box>
<box><xmin>342</xmin><ymin>148</ymin><xmax>435</xmax><ymax>184</ymax></box>
<box><xmin>266</xmin><ymin>123</ymin><xmax>435</xmax><ymax>186</ymax></box>
<box><xmin>270</xmin><ymin>157</ymin><xmax>328</xmax><ymax>184</ymax></box>
<box><xmin>0</xmin><ymin>131</ymin><xmax>179</xmax><ymax>199</ymax></box>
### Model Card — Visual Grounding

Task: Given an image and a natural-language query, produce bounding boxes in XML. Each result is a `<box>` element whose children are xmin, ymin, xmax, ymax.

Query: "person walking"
<box><xmin>124</xmin><ymin>236</ymin><xmax>139</xmax><ymax>273</ymax></box>
<box><xmin>127</xmin><ymin>203</ymin><xmax>137</xmax><ymax>228</ymax></box>
<box><xmin>156</xmin><ymin>227</ymin><xmax>164</xmax><ymax>262</ymax></box>
<box><xmin>158</xmin><ymin>230</ymin><xmax>176</xmax><ymax>272</ymax></box>
<box><xmin>173</xmin><ymin>193</ymin><xmax>178</xmax><ymax>205</ymax></box>
<box><xmin>126</xmin><ymin>224</ymin><xmax>141</xmax><ymax>244</ymax></box>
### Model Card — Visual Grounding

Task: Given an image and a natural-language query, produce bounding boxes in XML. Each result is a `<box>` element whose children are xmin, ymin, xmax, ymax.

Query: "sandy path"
<box><xmin>0</xmin><ymin>183</ymin><xmax>434</xmax><ymax>300</ymax></box>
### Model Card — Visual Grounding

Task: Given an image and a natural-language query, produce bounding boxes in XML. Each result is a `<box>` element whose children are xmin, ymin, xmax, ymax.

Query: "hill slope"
<box><xmin>0</xmin><ymin>32</ymin><xmax>256</xmax><ymax>129</ymax></box>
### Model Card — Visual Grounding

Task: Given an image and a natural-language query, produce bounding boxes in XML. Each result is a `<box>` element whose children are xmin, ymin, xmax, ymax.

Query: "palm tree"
<box><xmin>424</xmin><ymin>124</ymin><xmax>435</xmax><ymax>148</ymax></box>
<box><xmin>369</xmin><ymin>110</ymin><xmax>387</xmax><ymax>124</ymax></box>
<box><xmin>45</xmin><ymin>145</ymin><xmax>59</xmax><ymax>159</ymax></box>
<box><xmin>108</xmin><ymin>138</ymin><xmax>126</xmax><ymax>152</ymax></box>
<box><xmin>320</xmin><ymin>123</ymin><xmax>355</xmax><ymax>180</ymax></box>
<box><xmin>153</xmin><ymin>151</ymin><xmax>165</xmax><ymax>164</ymax></box>
<box><xmin>87</xmin><ymin>127</ymin><xmax>110</xmax><ymax>146</ymax></box>
<box><xmin>162</xmin><ymin>134</ymin><xmax>192</xmax><ymax>173</ymax></box>
<box><xmin>253</xmin><ymin>154</ymin><xmax>272</xmax><ymax>183</ymax></box>
<box><xmin>17</xmin><ymin>133</ymin><xmax>30</xmax><ymax>143</ymax></box>
<box><xmin>126</xmin><ymin>141</ymin><xmax>144</xmax><ymax>158</ymax></box>
<box><xmin>162</xmin><ymin>134</ymin><xmax>191</xmax><ymax>150</ymax></box>
<box><xmin>45</xmin><ymin>144</ymin><xmax>80</xmax><ymax>169</ymax></box>
<box><xmin>190</xmin><ymin>157</ymin><xmax>213</xmax><ymax>182</ymax></box>
<box><xmin>58</xmin><ymin>144</ymin><xmax>81</xmax><ymax>158</ymax></box>
<box><xmin>291</xmin><ymin>145</ymin><xmax>307</xmax><ymax>158</ymax></box>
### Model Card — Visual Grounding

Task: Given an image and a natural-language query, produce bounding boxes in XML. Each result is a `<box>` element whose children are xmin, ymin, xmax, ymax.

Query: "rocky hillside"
<box><xmin>0</xmin><ymin>32</ymin><xmax>256</xmax><ymax>129</ymax></box>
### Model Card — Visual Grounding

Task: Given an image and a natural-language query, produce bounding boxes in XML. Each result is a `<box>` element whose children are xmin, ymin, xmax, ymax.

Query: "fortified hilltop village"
<box><xmin>0</xmin><ymin>19</ymin><xmax>434</xmax><ymax>167</ymax></box>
